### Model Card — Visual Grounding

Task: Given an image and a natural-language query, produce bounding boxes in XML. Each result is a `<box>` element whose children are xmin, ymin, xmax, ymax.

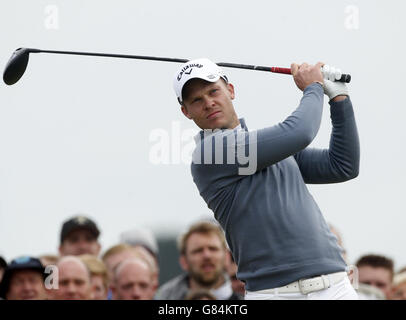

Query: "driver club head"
<box><xmin>3</xmin><ymin>48</ymin><xmax>36</xmax><ymax>85</ymax></box>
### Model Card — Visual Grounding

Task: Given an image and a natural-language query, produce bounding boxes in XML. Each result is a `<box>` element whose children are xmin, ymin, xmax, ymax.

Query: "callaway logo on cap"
<box><xmin>173</xmin><ymin>58</ymin><xmax>228</xmax><ymax>104</ymax></box>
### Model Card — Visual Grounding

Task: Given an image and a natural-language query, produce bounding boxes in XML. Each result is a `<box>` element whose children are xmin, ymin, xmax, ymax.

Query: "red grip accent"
<box><xmin>270</xmin><ymin>67</ymin><xmax>292</xmax><ymax>75</ymax></box>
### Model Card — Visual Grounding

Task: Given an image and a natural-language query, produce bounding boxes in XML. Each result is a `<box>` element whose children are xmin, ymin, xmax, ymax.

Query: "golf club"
<box><xmin>3</xmin><ymin>47</ymin><xmax>352</xmax><ymax>86</ymax></box>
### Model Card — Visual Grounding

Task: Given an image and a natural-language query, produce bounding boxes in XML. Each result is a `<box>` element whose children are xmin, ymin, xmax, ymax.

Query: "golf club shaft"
<box><xmin>34</xmin><ymin>49</ymin><xmax>351</xmax><ymax>83</ymax></box>
<box><xmin>37</xmin><ymin>49</ymin><xmax>189</xmax><ymax>64</ymax></box>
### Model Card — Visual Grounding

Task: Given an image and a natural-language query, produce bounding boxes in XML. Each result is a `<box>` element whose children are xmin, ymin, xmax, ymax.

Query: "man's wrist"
<box><xmin>331</xmin><ymin>95</ymin><xmax>348</xmax><ymax>102</ymax></box>
<box><xmin>304</xmin><ymin>81</ymin><xmax>323</xmax><ymax>91</ymax></box>
<box><xmin>314</xmin><ymin>81</ymin><xmax>323</xmax><ymax>87</ymax></box>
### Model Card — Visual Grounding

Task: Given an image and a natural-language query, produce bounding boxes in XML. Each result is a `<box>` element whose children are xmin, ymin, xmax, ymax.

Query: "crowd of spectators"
<box><xmin>0</xmin><ymin>215</ymin><xmax>404</xmax><ymax>300</ymax></box>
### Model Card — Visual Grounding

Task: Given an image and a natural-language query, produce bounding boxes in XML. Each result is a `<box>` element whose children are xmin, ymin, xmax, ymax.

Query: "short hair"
<box><xmin>79</xmin><ymin>254</ymin><xmax>109</xmax><ymax>289</ymax></box>
<box><xmin>356</xmin><ymin>254</ymin><xmax>394</xmax><ymax>278</ymax></box>
<box><xmin>102</xmin><ymin>244</ymin><xmax>158</xmax><ymax>280</ymax></box>
<box><xmin>101</xmin><ymin>244</ymin><xmax>133</xmax><ymax>262</ymax></box>
<box><xmin>114</xmin><ymin>257</ymin><xmax>153</xmax><ymax>283</ymax></box>
<box><xmin>178</xmin><ymin>221</ymin><xmax>227</xmax><ymax>255</ymax></box>
<box><xmin>39</xmin><ymin>254</ymin><xmax>59</xmax><ymax>266</ymax></box>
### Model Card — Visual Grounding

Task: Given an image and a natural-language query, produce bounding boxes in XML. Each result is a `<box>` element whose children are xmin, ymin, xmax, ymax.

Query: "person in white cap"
<box><xmin>120</xmin><ymin>226</ymin><xmax>159</xmax><ymax>258</ymax></box>
<box><xmin>172</xmin><ymin>58</ymin><xmax>360</xmax><ymax>300</ymax></box>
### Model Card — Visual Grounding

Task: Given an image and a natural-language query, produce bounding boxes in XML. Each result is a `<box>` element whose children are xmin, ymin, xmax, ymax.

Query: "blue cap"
<box><xmin>0</xmin><ymin>256</ymin><xmax>45</xmax><ymax>298</ymax></box>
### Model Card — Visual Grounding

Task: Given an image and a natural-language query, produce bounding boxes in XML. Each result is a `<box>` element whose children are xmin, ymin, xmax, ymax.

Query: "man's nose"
<box><xmin>203</xmin><ymin>96</ymin><xmax>215</xmax><ymax>109</ymax></box>
<box><xmin>202</xmin><ymin>247</ymin><xmax>213</xmax><ymax>258</ymax></box>
<box><xmin>131</xmin><ymin>286</ymin><xmax>142</xmax><ymax>300</ymax></box>
<box><xmin>22</xmin><ymin>281</ymin><xmax>34</xmax><ymax>292</ymax></box>
<box><xmin>66</xmin><ymin>282</ymin><xmax>77</xmax><ymax>293</ymax></box>
<box><xmin>77</xmin><ymin>239</ymin><xmax>90</xmax><ymax>251</ymax></box>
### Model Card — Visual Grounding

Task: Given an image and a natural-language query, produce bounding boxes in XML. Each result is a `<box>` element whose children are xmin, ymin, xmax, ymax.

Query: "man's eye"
<box><xmin>192</xmin><ymin>98</ymin><xmax>201</xmax><ymax>104</ymax></box>
<box><xmin>211</xmin><ymin>89</ymin><xmax>218</xmax><ymax>94</ymax></box>
<box><xmin>60</xmin><ymin>280</ymin><xmax>69</xmax><ymax>286</ymax></box>
<box><xmin>123</xmin><ymin>284</ymin><xmax>133</xmax><ymax>290</ymax></box>
<box><xmin>139</xmin><ymin>282</ymin><xmax>149</xmax><ymax>289</ymax></box>
<box><xmin>191</xmin><ymin>248</ymin><xmax>203</xmax><ymax>254</ymax></box>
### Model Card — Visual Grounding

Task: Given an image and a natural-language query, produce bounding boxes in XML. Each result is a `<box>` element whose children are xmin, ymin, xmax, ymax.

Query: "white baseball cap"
<box><xmin>173</xmin><ymin>58</ymin><xmax>228</xmax><ymax>104</ymax></box>
<box><xmin>119</xmin><ymin>226</ymin><xmax>159</xmax><ymax>257</ymax></box>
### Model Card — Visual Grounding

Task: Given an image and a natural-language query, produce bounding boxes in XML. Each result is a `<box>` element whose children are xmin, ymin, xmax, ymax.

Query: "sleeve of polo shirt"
<box><xmin>293</xmin><ymin>97</ymin><xmax>360</xmax><ymax>183</ymax></box>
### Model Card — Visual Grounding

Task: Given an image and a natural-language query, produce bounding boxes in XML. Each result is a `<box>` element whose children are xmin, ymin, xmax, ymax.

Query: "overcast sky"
<box><xmin>0</xmin><ymin>0</ymin><xmax>405</xmax><ymax>270</ymax></box>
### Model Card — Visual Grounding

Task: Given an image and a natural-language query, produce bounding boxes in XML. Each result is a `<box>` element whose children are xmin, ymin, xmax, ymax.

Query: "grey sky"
<box><xmin>0</xmin><ymin>0</ymin><xmax>405</xmax><ymax>269</ymax></box>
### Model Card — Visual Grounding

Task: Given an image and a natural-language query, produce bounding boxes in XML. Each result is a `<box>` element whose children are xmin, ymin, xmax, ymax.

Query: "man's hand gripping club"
<box><xmin>291</xmin><ymin>62</ymin><xmax>349</xmax><ymax>102</ymax></box>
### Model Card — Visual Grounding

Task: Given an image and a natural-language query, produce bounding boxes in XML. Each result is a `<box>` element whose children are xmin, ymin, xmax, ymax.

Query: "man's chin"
<box><xmin>201</xmin><ymin>118</ymin><xmax>226</xmax><ymax>130</ymax></box>
<box><xmin>21</xmin><ymin>295</ymin><xmax>38</xmax><ymax>300</ymax></box>
<box><xmin>64</xmin><ymin>295</ymin><xmax>82</xmax><ymax>300</ymax></box>
<box><xmin>195</xmin><ymin>273</ymin><xmax>221</xmax><ymax>286</ymax></box>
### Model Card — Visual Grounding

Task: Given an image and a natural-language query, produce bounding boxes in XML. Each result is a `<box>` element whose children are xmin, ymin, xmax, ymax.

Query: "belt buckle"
<box><xmin>298</xmin><ymin>278</ymin><xmax>311</xmax><ymax>295</ymax></box>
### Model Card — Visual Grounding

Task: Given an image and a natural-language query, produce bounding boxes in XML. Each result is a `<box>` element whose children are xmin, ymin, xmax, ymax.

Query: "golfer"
<box><xmin>173</xmin><ymin>58</ymin><xmax>360</xmax><ymax>300</ymax></box>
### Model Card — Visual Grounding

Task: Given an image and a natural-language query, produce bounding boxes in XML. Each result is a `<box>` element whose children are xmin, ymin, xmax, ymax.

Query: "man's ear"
<box><xmin>181</xmin><ymin>105</ymin><xmax>193</xmax><ymax>120</ymax></box>
<box><xmin>96</xmin><ymin>242</ymin><xmax>101</xmax><ymax>256</ymax></box>
<box><xmin>179</xmin><ymin>255</ymin><xmax>189</xmax><ymax>271</ymax></box>
<box><xmin>227</xmin><ymin>83</ymin><xmax>235</xmax><ymax>100</ymax></box>
<box><xmin>58</xmin><ymin>245</ymin><xmax>64</xmax><ymax>256</ymax></box>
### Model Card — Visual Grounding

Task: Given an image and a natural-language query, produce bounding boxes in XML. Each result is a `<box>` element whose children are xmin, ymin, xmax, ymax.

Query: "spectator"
<box><xmin>225</xmin><ymin>251</ymin><xmax>245</xmax><ymax>297</ymax></box>
<box><xmin>328</xmin><ymin>223</ymin><xmax>348</xmax><ymax>263</ymax></box>
<box><xmin>0</xmin><ymin>256</ymin><xmax>48</xmax><ymax>300</ymax></box>
<box><xmin>79</xmin><ymin>254</ymin><xmax>109</xmax><ymax>300</ymax></box>
<box><xmin>119</xmin><ymin>226</ymin><xmax>160</xmax><ymax>286</ymax></box>
<box><xmin>389</xmin><ymin>270</ymin><xmax>406</xmax><ymax>300</ymax></box>
<box><xmin>155</xmin><ymin>221</ymin><xmax>242</xmax><ymax>300</ymax></box>
<box><xmin>59</xmin><ymin>215</ymin><xmax>101</xmax><ymax>257</ymax></box>
<box><xmin>102</xmin><ymin>243</ymin><xmax>158</xmax><ymax>289</ymax></box>
<box><xmin>48</xmin><ymin>256</ymin><xmax>93</xmax><ymax>300</ymax></box>
<box><xmin>39</xmin><ymin>254</ymin><xmax>59</xmax><ymax>267</ymax></box>
<box><xmin>356</xmin><ymin>254</ymin><xmax>394</xmax><ymax>299</ymax></box>
<box><xmin>0</xmin><ymin>256</ymin><xmax>7</xmax><ymax>283</ymax></box>
<box><xmin>110</xmin><ymin>258</ymin><xmax>156</xmax><ymax>300</ymax></box>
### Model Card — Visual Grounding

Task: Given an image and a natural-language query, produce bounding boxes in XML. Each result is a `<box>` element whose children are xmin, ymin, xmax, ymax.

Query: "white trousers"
<box><xmin>245</xmin><ymin>276</ymin><xmax>359</xmax><ymax>300</ymax></box>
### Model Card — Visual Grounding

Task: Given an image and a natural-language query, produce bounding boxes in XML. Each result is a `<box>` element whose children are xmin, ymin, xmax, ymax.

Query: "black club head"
<box><xmin>3</xmin><ymin>48</ymin><xmax>32</xmax><ymax>85</ymax></box>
